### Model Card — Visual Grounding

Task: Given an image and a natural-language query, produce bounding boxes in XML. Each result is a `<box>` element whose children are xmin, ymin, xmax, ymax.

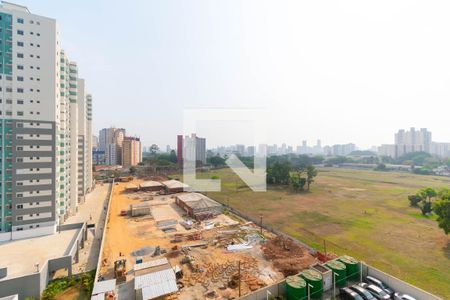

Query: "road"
<box><xmin>66</xmin><ymin>183</ymin><xmax>110</xmax><ymax>273</ymax></box>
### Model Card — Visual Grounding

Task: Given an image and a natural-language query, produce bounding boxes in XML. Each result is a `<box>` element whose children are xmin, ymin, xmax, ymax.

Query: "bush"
<box><xmin>408</xmin><ymin>195</ymin><xmax>422</xmax><ymax>207</ymax></box>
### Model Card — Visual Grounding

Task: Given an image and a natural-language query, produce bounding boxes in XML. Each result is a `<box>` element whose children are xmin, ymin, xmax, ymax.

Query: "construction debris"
<box><xmin>262</xmin><ymin>236</ymin><xmax>316</xmax><ymax>276</ymax></box>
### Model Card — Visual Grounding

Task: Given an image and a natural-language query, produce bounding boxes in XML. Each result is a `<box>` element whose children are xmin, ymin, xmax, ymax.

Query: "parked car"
<box><xmin>350</xmin><ymin>285</ymin><xmax>376</xmax><ymax>300</ymax></box>
<box><xmin>393</xmin><ymin>293</ymin><xmax>416</xmax><ymax>300</ymax></box>
<box><xmin>120</xmin><ymin>210</ymin><xmax>127</xmax><ymax>216</ymax></box>
<box><xmin>365</xmin><ymin>276</ymin><xmax>394</xmax><ymax>296</ymax></box>
<box><xmin>340</xmin><ymin>287</ymin><xmax>364</xmax><ymax>300</ymax></box>
<box><xmin>364</xmin><ymin>284</ymin><xmax>391</xmax><ymax>300</ymax></box>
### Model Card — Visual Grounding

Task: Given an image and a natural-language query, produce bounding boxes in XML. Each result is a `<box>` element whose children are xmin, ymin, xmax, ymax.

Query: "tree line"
<box><xmin>408</xmin><ymin>187</ymin><xmax>450</xmax><ymax>235</ymax></box>
<box><xmin>266</xmin><ymin>158</ymin><xmax>318</xmax><ymax>192</ymax></box>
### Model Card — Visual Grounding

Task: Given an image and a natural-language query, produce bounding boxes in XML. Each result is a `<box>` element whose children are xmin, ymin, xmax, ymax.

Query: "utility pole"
<box><xmin>238</xmin><ymin>260</ymin><xmax>241</xmax><ymax>297</ymax></box>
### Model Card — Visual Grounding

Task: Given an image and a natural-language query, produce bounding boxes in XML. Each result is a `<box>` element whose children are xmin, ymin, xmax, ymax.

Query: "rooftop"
<box><xmin>161</xmin><ymin>180</ymin><xmax>189</xmax><ymax>190</ymax></box>
<box><xmin>139</xmin><ymin>181</ymin><xmax>163</xmax><ymax>188</ymax></box>
<box><xmin>0</xmin><ymin>229</ymin><xmax>78</xmax><ymax>280</ymax></box>
<box><xmin>176</xmin><ymin>192</ymin><xmax>222</xmax><ymax>209</ymax></box>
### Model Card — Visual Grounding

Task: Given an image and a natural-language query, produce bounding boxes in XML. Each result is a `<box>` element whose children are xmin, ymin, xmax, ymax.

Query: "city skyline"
<box><xmin>12</xmin><ymin>0</ymin><xmax>450</xmax><ymax>149</ymax></box>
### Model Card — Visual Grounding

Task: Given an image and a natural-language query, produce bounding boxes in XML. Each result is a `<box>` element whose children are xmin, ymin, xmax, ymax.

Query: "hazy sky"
<box><xmin>21</xmin><ymin>0</ymin><xmax>450</xmax><ymax>149</ymax></box>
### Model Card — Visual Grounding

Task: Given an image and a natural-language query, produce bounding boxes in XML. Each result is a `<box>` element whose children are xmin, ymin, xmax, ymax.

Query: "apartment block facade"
<box><xmin>0</xmin><ymin>2</ymin><xmax>92</xmax><ymax>240</ymax></box>
<box><xmin>122</xmin><ymin>136</ymin><xmax>142</xmax><ymax>168</ymax></box>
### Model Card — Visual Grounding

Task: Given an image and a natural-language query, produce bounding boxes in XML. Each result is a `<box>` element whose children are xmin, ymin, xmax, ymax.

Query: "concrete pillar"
<box><xmin>75</xmin><ymin>240</ymin><xmax>79</xmax><ymax>263</ymax></box>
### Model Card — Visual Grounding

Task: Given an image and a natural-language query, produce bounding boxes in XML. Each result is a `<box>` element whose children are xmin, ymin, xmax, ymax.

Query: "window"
<box><xmin>37</xmin><ymin>33</ymin><xmax>40</xmax><ymax>36</ymax></box>
<box><xmin>17</xmin><ymin>100</ymin><xmax>24</xmax><ymax>104</ymax></box>
<box><xmin>30</xmin><ymin>20</ymin><xmax>34</xmax><ymax>24</ymax></box>
<box><xmin>6</xmin><ymin>75</ymin><xmax>12</xmax><ymax>81</ymax></box>
<box><xmin>17</xmin><ymin>111</ymin><xmax>23</xmax><ymax>116</ymax></box>
<box><xmin>17</xmin><ymin>18</ymin><xmax>24</xmax><ymax>24</ymax></box>
<box><xmin>17</xmin><ymin>76</ymin><xmax>23</xmax><ymax>81</ymax></box>
<box><xmin>17</xmin><ymin>30</ymin><xmax>24</xmax><ymax>35</ymax></box>
<box><xmin>6</xmin><ymin>99</ymin><xmax>12</xmax><ymax>104</ymax></box>
<box><xmin>16</xmin><ymin>193</ymin><xmax>23</xmax><ymax>198</ymax></box>
<box><xmin>17</xmin><ymin>53</ymin><xmax>24</xmax><ymax>58</ymax></box>
<box><xmin>17</xmin><ymin>88</ymin><xmax>24</xmax><ymax>93</ymax></box>
<box><xmin>6</xmin><ymin>87</ymin><xmax>12</xmax><ymax>92</ymax></box>
<box><xmin>17</xmin><ymin>65</ymin><xmax>24</xmax><ymax>70</ymax></box>
<box><xmin>16</xmin><ymin>158</ymin><xmax>23</xmax><ymax>162</ymax></box>
<box><xmin>17</xmin><ymin>41</ymin><xmax>23</xmax><ymax>47</ymax></box>
<box><xmin>30</xmin><ymin>31</ymin><xmax>34</xmax><ymax>35</ymax></box>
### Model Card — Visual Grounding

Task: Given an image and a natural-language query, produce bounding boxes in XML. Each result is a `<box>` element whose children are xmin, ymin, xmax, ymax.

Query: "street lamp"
<box><xmin>307</xmin><ymin>283</ymin><xmax>314</xmax><ymax>300</ymax></box>
<box><xmin>333</xmin><ymin>272</ymin><xmax>340</xmax><ymax>298</ymax></box>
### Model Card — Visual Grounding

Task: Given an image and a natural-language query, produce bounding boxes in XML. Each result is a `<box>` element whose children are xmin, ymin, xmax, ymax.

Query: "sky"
<box><xmin>20</xmin><ymin>0</ymin><xmax>450</xmax><ymax>149</ymax></box>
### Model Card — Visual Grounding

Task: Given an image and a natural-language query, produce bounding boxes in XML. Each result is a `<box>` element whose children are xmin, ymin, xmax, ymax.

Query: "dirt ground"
<box><xmin>99</xmin><ymin>180</ymin><xmax>297</xmax><ymax>299</ymax></box>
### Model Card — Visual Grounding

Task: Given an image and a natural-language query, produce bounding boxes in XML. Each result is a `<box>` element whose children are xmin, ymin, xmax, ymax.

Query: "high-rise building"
<box><xmin>381</xmin><ymin>128</ymin><xmax>434</xmax><ymax>159</ymax></box>
<box><xmin>76</xmin><ymin>79</ymin><xmax>93</xmax><ymax>200</ymax></box>
<box><xmin>177</xmin><ymin>133</ymin><xmax>206</xmax><ymax>165</ymax></box>
<box><xmin>99</xmin><ymin>127</ymin><xmax>125</xmax><ymax>165</ymax></box>
<box><xmin>0</xmin><ymin>2</ymin><xmax>93</xmax><ymax>239</ymax></box>
<box><xmin>122</xmin><ymin>136</ymin><xmax>142</xmax><ymax>168</ymax></box>
<box><xmin>395</xmin><ymin>127</ymin><xmax>432</xmax><ymax>156</ymax></box>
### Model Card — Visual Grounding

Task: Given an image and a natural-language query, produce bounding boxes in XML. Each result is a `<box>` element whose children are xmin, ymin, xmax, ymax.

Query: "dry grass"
<box><xmin>194</xmin><ymin>167</ymin><xmax>450</xmax><ymax>298</ymax></box>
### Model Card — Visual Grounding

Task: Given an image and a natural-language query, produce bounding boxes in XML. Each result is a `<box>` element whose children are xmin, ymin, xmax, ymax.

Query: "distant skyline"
<box><xmin>22</xmin><ymin>0</ymin><xmax>450</xmax><ymax>148</ymax></box>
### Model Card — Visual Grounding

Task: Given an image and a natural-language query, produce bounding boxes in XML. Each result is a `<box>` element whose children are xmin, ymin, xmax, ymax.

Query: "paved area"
<box><xmin>68</xmin><ymin>183</ymin><xmax>110</xmax><ymax>274</ymax></box>
<box><xmin>0</xmin><ymin>229</ymin><xmax>78</xmax><ymax>279</ymax></box>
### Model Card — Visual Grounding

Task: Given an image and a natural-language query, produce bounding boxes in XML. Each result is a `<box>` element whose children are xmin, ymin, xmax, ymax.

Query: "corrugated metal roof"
<box><xmin>134</xmin><ymin>268</ymin><xmax>176</xmax><ymax>290</ymax></box>
<box><xmin>134</xmin><ymin>258</ymin><xmax>169</xmax><ymax>271</ymax></box>
<box><xmin>92</xmin><ymin>279</ymin><xmax>116</xmax><ymax>295</ymax></box>
<box><xmin>141</xmin><ymin>280</ymin><xmax>178</xmax><ymax>299</ymax></box>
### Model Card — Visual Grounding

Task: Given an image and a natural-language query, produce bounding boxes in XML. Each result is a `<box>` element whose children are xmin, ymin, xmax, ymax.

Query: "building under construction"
<box><xmin>175</xmin><ymin>193</ymin><xmax>223</xmax><ymax>220</ymax></box>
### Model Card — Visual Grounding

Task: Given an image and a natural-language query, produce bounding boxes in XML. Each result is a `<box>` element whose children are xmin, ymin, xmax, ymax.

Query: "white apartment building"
<box><xmin>0</xmin><ymin>2</ymin><xmax>92</xmax><ymax>240</ymax></box>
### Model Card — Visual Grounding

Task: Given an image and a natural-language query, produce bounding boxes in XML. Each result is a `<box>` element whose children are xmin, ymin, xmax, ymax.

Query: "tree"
<box><xmin>267</xmin><ymin>160</ymin><xmax>291</xmax><ymax>185</ymax></box>
<box><xmin>129</xmin><ymin>166</ymin><xmax>137</xmax><ymax>175</ymax></box>
<box><xmin>306</xmin><ymin>165</ymin><xmax>318</xmax><ymax>191</ymax></box>
<box><xmin>169</xmin><ymin>150</ymin><xmax>177</xmax><ymax>163</ymax></box>
<box><xmin>290</xmin><ymin>173</ymin><xmax>306</xmax><ymax>192</ymax></box>
<box><xmin>418</xmin><ymin>187</ymin><xmax>437</xmax><ymax>203</ymax></box>
<box><xmin>375</xmin><ymin>163</ymin><xmax>387</xmax><ymax>171</ymax></box>
<box><xmin>433</xmin><ymin>199</ymin><xmax>450</xmax><ymax>235</ymax></box>
<box><xmin>208</xmin><ymin>155</ymin><xmax>226</xmax><ymax>168</ymax></box>
<box><xmin>408</xmin><ymin>194</ymin><xmax>423</xmax><ymax>207</ymax></box>
<box><xmin>149</xmin><ymin>144</ymin><xmax>159</xmax><ymax>155</ymax></box>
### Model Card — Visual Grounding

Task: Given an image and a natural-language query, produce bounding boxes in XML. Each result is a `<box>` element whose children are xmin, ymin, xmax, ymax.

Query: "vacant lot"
<box><xmin>194</xmin><ymin>167</ymin><xmax>450</xmax><ymax>298</ymax></box>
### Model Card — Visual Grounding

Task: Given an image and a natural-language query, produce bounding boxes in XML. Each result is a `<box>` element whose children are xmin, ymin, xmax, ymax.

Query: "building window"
<box><xmin>17</xmin><ymin>65</ymin><xmax>24</xmax><ymax>70</ymax></box>
<box><xmin>17</xmin><ymin>53</ymin><xmax>24</xmax><ymax>58</ymax></box>
<box><xmin>17</xmin><ymin>18</ymin><xmax>24</xmax><ymax>24</ymax></box>
<box><xmin>17</xmin><ymin>76</ymin><xmax>24</xmax><ymax>81</ymax></box>
<box><xmin>17</xmin><ymin>111</ymin><xmax>23</xmax><ymax>116</ymax></box>
<box><xmin>17</xmin><ymin>30</ymin><xmax>24</xmax><ymax>35</ymax></box>
<box><xmin>17</xmin><ymin>100</ymin><xmax>24</xmax><ymax>104</ymax></box>
<box><xmin>17</xmin><ymin>88</ymin><xmax>24</xmax><ymax>93</ymax></box>
<box><xmin>17</xmin><ymin>41</ymin><xmax>24</xmax><ymax>47</ymax></box>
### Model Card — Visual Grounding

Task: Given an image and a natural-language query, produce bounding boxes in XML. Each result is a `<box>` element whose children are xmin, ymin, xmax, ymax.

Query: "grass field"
<box><xmin>192</xmin><ymin>167</ymin><xmax>450</xmax><ymax>298</ymax></box>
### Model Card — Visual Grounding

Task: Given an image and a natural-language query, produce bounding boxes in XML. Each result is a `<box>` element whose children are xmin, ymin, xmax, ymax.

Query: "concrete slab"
<box><xmin>0</xmin><ymin>229</ymin><xmax>78</xmax><ymax>280</ymax></box>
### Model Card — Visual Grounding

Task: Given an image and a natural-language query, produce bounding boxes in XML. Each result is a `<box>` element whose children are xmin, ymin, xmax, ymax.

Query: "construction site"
<box><xmin>95</xmin><ymin>179</ymin><xmax>318</xmax><ymax>300</ymax></box>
